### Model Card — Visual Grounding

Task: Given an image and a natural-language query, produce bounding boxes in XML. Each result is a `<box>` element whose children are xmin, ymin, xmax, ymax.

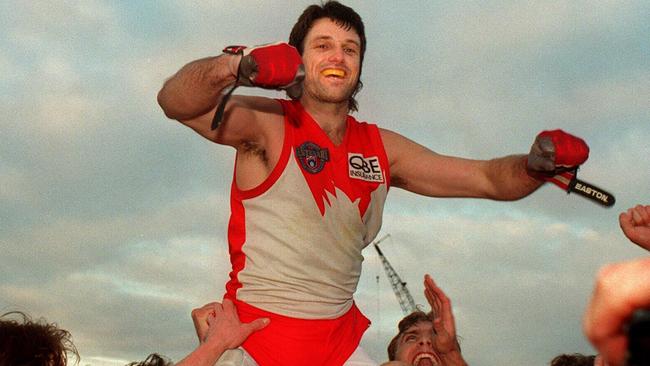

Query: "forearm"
<box><xmin>158</xmin><ymin>54</ymin><xmax>241</xmax><ymax>120</ymax></box>
<box><xmin>483</xmin><ymin>154</ymin><xmax>543</xmax><ymax>200</ymax></box>
<box><xmin>175</xmin><ymin>342</ymin><xmax>228</xmax><ymax>366</ymax></box>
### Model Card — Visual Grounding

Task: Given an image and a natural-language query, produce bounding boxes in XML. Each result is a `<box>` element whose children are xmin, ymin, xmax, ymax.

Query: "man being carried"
<box><xmin>157</xmin><ymin>2</ymin><xmax>589</xmax><ymax>365</ymax></box>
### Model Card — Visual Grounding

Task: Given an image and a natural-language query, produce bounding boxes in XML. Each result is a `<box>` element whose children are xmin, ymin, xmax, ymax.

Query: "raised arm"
<box><xmin>380</xmin><ymin>128</ymin><xmax>589</xmax><ymax>201</ymax></box>
<box><xmin>156</xmin><ymin>43</ymin><xmax>302</xmax><ymax>147</ymax></box>
<box><xmin>424</xmin><ymin>274</ymin><xmax>468</xmax><ymax>366</ymax></box>
<box><xmin>157</xmin><ymin>54</ymin><xmax>239</xmax><ymax>122</ymax></box>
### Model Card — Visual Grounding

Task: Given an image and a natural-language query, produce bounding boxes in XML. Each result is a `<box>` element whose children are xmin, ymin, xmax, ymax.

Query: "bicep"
<box><xmin>179</xmin><ymin>96</ymin><xmax>283</xmax><ymax>148</ymax></box>
<box><xmin>381</xmin><ymin>128</ymin><xmax>491</xmax><ymax>198</ymax></box>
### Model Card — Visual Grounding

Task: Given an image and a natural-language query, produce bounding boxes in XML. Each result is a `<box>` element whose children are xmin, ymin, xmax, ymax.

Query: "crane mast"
<box><xmin>373</xmin><ymin>234</ymin><xmax>417</xmax><ymax>315</ymax></box>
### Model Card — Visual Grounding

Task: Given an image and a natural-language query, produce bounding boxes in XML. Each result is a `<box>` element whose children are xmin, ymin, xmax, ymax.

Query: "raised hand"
<box><xmin>527</xmin><ymin>129</ymin><xmax>589</xmax><ymax>177</ymax></box>
<box><xmin>424</xmin><ymin>274</ymin><xmax>458</xmax><ymax>354</ymax></box>
<box><xmin>226</xmin><ymin>43</ymin><xmax>304</xmax><ymax>91</ymax></box>
<box><xmin>619</xmin><ymin>204</ymin><xmax>650</xmax><ymax>250</ymax></box>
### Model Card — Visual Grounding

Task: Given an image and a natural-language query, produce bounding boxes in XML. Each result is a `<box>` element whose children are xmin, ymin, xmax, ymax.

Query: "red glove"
<box><xmin>527</xmin><ymin>129</ymin><xmax>590</xmax><ymax>177</ymax></box>
<box><xmin>225</xmin><ymin>43</ymin><xmax>304</xmax><ymax>91</ymax></box>
<box><xmin>212</xmin><ymin>43</ymin><xmax>304</xmax><ymax>130</ymax></box>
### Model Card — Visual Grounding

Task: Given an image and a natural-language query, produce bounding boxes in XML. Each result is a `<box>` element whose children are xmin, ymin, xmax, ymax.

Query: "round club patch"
<box><xmin>296</xmin><ymin>141</ymin><xmax>329</xmax><ymax>174</ymax></box>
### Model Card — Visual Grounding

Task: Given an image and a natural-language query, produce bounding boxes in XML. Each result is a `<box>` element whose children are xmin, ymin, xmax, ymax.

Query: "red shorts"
<box><xmin>232</xmin><ymin>298</ymin><xmax>370</xmax><ymax>366</ymax></box>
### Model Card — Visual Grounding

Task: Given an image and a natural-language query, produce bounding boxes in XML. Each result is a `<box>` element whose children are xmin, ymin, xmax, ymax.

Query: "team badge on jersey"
<box><xmin>296</xmin><ymin>141</ymin><xmax>330</xmax><ymax>174</ymax></box>
<box><xmin>348</xmin><ymin>153</ymin><xmax>384</xmax><ymax>183</ymax></box>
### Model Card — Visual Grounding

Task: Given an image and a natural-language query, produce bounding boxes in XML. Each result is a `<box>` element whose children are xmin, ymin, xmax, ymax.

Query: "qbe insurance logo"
<box><xmin>348</xmin><ymin>153</ymin><xmax>384</xmax><ymax>183</ymax></box>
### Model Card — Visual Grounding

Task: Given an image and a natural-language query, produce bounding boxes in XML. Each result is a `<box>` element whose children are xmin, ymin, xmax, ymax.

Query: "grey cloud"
<box><xmin>2</xmin><ymin>1</ymin><xmax>649</xmax><ymax>365</ymax></box>
<box><xmin>353</xmin><ymin>207</ymin><xmax>640</xmax><ymax>364</ymax></box>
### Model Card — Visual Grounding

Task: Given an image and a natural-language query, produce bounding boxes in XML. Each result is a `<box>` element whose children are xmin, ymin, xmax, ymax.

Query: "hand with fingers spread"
<box><xmin>177</xmin><ymin>299</ymin><xmax>269</xmax><ymax>366</ymax></box>
<box><xmin>424</xmin><ymin>275</ymin><xmax>456</xmax><ymax>355</ymax></box>
<box><xmin>424</xmin><ymin>274</ymin><xmax>467</xmax><ymax>366</ymax></box>
<box><xmin>619</xmin><ymin>204</ymin><xmax>650</xmax><ymax>250</ymax></box>
<box><xmin>206</xmin><ymin>299</ymin><xmax>269</xmax><ymax>350</ymax></box>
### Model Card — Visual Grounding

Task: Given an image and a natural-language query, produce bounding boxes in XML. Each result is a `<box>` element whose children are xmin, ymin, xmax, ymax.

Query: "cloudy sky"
<box><xmin>1</xmin><ymin>1</ymin><xmax>648</xmax><ymax>365</ymax></box>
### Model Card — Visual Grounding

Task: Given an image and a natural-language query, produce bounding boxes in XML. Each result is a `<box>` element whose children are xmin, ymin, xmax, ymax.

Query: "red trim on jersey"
<box><xmin>225</xmin><ymin>181</ymin><xmax>246</xmax><ymax>296</ymax></box>
<box><xmin>372</xmin><ymin>125</ymin><xmax>391</xmax><ymax>189</ymax></box>
<box><xmin>234</xmin><ymin>106</ymin><xmax>293</xmax><ymax>200</ymax></box>
<box><xmin>223</xmin><ymin>99</ymin><xmax>388</xmax><ymax>364</ymax></box>
<box><xmin>285</xmin><ymin>100</ymin><xmax>389</xmax><ymax>218</ymax></box>
<box><xmin>288</xmin><ymin>101</ymin><xmax>339</xmax><ymax>215</ymax></box>
<box><xmin>225</xmin><ymin>101</ymin><xmax>292</xmax><ymax>296</ymax></box>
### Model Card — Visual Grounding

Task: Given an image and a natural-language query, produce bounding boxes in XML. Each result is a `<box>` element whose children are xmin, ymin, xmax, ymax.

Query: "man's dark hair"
<box><xmin>289</xmin><ymin>1</ymin><xmax>366</xmax><ymax>112</ymax></box>
<box><xmin>386</xmin><ymin>311</ymin><xmax>432</xmax><ymax>361</ymax></box>
<box><xmin>126</xmin><ymin>353</ymin><xmax>173</xmax><ymax>366</ymax></box>
<box><xmin>549</xmin><ymin>353</ymin><xmax>597</xmax><ymax>366</ymax></box>
<box><xmin>0</xmin><ymin>311</ymin><xmax>79</xmax><ymax>366</ymax></box>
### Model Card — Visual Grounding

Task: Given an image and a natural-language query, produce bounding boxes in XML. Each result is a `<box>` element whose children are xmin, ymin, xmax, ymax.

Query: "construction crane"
<box><xmin>373</xmin><ymin>234</ymin><xmax>417</xmax><ymax>315</ymax></box>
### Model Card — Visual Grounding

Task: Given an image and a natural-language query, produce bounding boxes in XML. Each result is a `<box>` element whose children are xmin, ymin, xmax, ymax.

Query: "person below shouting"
<box><xmin>382</xmin><ymin>274</ymin><xmax>467</xmax><ymax>366</ymax></box>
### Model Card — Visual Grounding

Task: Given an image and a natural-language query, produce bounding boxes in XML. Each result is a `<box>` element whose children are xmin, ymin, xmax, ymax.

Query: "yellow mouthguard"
<box><xmin>321</xmin><ymin>69</ymin><xmax>345</xmax><ymax>77</ymax></box>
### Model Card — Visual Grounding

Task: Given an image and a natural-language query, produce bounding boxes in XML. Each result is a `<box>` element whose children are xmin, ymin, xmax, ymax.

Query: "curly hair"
<box><xmin>0</xmin><ymin>311</ymin><xmax>79</xmax><ymax>366</ymax></box>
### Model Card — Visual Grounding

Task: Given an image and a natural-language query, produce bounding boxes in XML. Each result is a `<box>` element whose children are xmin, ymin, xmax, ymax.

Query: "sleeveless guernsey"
<box><xmin>223</xmin><ymin>99</ymin><xmax>389</xmax><ymax>365</ymax></box>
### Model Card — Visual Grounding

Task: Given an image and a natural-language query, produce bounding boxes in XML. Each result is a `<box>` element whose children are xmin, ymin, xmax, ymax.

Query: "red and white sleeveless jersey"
<box><xmin>225</xmin><ymin>99</ymin><xmax>390</xmax><ymax>319</ymax></box>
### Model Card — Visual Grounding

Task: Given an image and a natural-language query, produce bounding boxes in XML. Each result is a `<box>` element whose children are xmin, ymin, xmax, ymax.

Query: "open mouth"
<box><xmin>321</xmin><ymin>68</ymin><xmax>346</xmax><ymax>78</ymax></box>
<box><xmin>412</xmin><ymin>352</ymin><xmax>441</xmax><ymax>366</ymax></box>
